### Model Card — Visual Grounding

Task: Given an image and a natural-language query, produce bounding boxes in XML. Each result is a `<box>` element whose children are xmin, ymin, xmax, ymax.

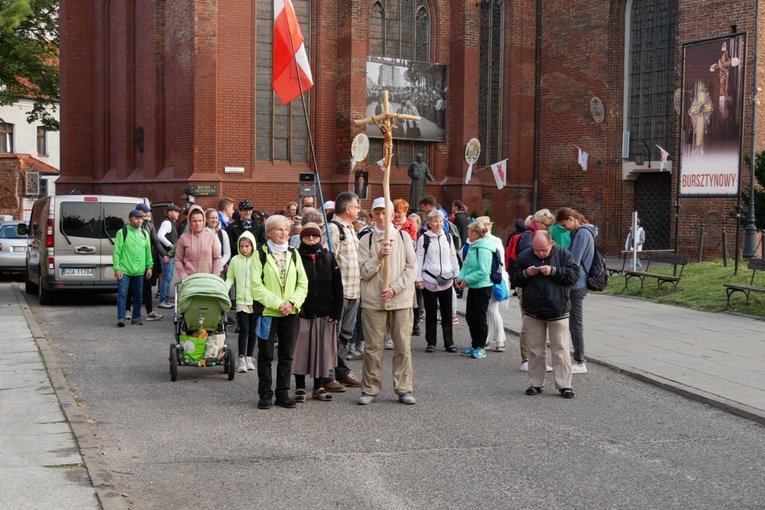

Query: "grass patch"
<box><xmin>603</xmin><ymin>259</ymin><xmax>765</xmax><ymax>319</ymax></box>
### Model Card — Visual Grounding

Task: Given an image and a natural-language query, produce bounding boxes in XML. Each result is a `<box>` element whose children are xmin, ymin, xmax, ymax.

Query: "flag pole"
<box><xmin>284</xmin><ymin>15</ymin><xmax>334</xmax><ymax>252</ymax></box>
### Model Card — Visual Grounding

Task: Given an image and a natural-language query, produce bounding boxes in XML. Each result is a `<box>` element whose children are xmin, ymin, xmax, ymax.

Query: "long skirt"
<box><xmin>292</xmin><ymin>316</ymin><xmax>337</xmax><ymax>379</ymax></box>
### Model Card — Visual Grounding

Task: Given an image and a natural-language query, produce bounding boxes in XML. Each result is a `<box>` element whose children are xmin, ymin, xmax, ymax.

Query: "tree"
<box><xmin>0</xmin><ymin>0</ymin><xmax>59</xmax><ymax>131</ymax></box>
<box><xmin>739</xmin><ymin>150</ymin><xmax>765</xmax><ymax>230</ymax></box>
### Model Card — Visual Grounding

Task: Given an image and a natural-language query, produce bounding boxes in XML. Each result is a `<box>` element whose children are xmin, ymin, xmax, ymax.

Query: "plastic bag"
<box><xmin>492</xmin><ymin>279</ymin><xmax>509</xmax><ymax>302</ymax></box>
<box><xmin>180</xmin><ymin>335</ymin><xmax>206</xmax><ymax>362</ymax></box>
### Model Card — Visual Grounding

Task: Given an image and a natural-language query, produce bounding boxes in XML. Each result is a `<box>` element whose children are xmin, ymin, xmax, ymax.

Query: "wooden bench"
<box><xmin>723</xmin><ymin>258</ymin><xmax>765</xmax><ymax>309</ymax></box>
<box><xmin>608</xmin><ymin>249</ymin><xmax>673</xmax><ymax>277</ymax></box>
<box><xmin>622</xmin><ymin>252</ymin><xmax>689</xmax><ymax>294</ymax></box>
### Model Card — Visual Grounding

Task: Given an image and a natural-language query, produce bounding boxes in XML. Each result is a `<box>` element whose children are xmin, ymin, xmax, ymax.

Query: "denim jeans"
<box><xmin>117</xmin><ymin>274</ymin><xmax>144</xmax><ymax>319</ymax></box>
<box><xmin>569</xmin><ymin>286</ymin><xmax>588</xmax><ymax>363</ymax></box>
<box><xmin>160</xmin><ymin>257</ymin><xmax>174</xmax><ymax>302</ymax></box>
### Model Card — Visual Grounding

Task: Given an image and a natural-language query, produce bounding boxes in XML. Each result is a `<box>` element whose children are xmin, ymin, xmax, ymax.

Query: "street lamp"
<box><xmin>744</xmin><ymin>0</ymin><xmax>760</xmax><ymax>258</ymax></box>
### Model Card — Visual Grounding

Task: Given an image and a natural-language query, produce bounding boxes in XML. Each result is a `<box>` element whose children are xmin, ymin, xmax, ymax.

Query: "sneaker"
<box><xmin>132</xmin><ymin>318</ymin><xmax>143</xmax><ymax>326</ymax></box>
<box><xmin>399</xmin><ymin>392</ymin><xmax>416</xmax><ymax>405</ymax></box>
<box><xmin>257</xmin><ymin>398</ymin><xmax>272</xmax><ymax>410</ymax></box>
<box><xmin>459</xmin><ymin>347</ymin><xmax>474</xmax><ymax>357</ymax></box>
<box><xmin>546</xmin><ymin>365</ymin><xmax>553</xmax><ymax>373</ymax></box>
<box><xmin>237</xmin><ymin>356</ymin><xmax>248</xmax><ymax>373</ymax></box>
<box><xmin>571</xmin><ymin>361</ymin><xmax>588</xmax><ymax>374</ymax></box>
<box><xmin>357</xmin><ymin>393</ymin><xmax>376</xmax><ymax>405</ymax></box>
<box><xmin>472</xmin><ymin>347</ymin><xmax>487</xmax><ymax>359</ymax></box>
<box><xmin>452</xmin><ymin>316</ymin><xmax>459</xmax><ymax>324</ymax></box>
<box><xmin>146</xmin><ymin>311</ymin><xmax>164</xmax><ymax>321</ymax></box>
<box><xmin>117</xmin><ymin>318</ymin><xmax>126</xmax><ymax>327</ymax></box>
<box><xmin>384</xmin><ymin>336</ymin><xmax>394</xmax><ymax>350</ymax></box>
<box><xmin>519</xmin><ymin>361</ymin><xmax>529</xmax><ymax>372</ymax></box>
<box><xmin>158</xmin><ymin>301</ymin><xmax>173</xmax><ymax>309</ymax></box>
<box><xmin>275</xmin><ymin>397</ymin><xmax>297</xmax><ymax>409</ymax></box>
<box><xmin>245</xmin><ymin>356</ymin><xmax>256</xmax><ymax>371</ymax></box>
<box><xmin>346</xmin><ymin>350</ymin><xmax>363</xmax><ymax>361</ymax></box>
<box><xmin>125</xmin><ymin>310</ymin><xmax>132</xmax><ymax>320</ymax></box>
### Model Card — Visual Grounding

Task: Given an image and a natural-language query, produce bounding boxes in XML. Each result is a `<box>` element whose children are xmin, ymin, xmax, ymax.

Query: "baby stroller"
<box><xmin>169</xmin><ymin>273</ymin><xmax>235</xmax><ymax>381</ymax></box>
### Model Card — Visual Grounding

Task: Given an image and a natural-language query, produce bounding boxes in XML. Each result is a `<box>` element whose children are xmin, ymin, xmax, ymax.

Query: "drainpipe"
<box><xmin>532</xmin><ymin>0</ymin><xmax>542</xmax><ymax>212</ymax></box>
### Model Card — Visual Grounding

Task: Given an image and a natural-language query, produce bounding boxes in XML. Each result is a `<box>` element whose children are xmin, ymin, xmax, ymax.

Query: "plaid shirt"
<box><xmin>326</xmin><ymin>218</ymin><xmax>360</xmax><ymax>299</ymax></box>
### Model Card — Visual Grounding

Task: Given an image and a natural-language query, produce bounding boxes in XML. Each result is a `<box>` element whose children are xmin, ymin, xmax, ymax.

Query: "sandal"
<box><xmin>560</xmin><ymin>388</ymin><xmax>575</xmax><ymax>399</ymax></box>
<box><xmin>525</xmin><ymin>386</ymin><xmax>543</xmax><ymax>396</ymax></box>
<box><xmin>426</xmin><ymin>345</ymin><xmax>435</xmax><ymax>353</ymax></box>
<box><xmin>312</xmin><ymin>388</ymin><xmax>333</xmax><ymax>401</ymax></box>
<box><xmin>294</xmin><ymin>389</ymin><xmax>307</xmax><ymax>403</ymax></box>
<box><xmin>446</xmin><ymin>345</ymin><xmax>458</xmax><ymax>353</ymax></box>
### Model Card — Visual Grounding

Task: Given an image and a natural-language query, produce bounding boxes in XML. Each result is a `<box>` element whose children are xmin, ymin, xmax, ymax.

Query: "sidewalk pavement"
<box><xmin>0</xmin><ymin>283</ymin><xmax>121</xmax><ymax>510</ymax></box>
<box><xmin>455</xmin><ymin>288</ymin><xmax>765</xmax><ymax>424</ymax></box>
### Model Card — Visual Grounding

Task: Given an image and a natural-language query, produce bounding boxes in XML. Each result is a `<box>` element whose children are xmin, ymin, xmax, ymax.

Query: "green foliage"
<box><xmin>483</xmin><ymin>209</ymin><xmax>492</xmax><ymax>221</ymax></box>
<box><xmin>739</xmin><ymin>150</ymin><xmax>765</xmax><ymax>229</ymax></box>
<box><xmin>0</xmin><ymin>0</ymin><xmax>59</xmax><ymax>130</ymax></box>
<box><xmin>604</xmin><ymin>259</ymin><xmax>765</xmax><ymax>318</ymax></box>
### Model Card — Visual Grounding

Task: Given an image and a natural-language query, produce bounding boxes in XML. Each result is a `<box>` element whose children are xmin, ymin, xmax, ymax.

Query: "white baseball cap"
<box><xmin>371</xmin><ymin>197</ymin><xmax>392</xmax><ymax>210</ymax></box>
<box><xmin>323</xmin><ymin>201</ymin><xmax>335</xmax><ymax>210</ymax></box>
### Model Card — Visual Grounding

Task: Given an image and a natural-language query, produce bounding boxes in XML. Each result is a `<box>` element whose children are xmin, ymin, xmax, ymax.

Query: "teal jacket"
<box><xmin>458</xmin><ymin>236</ymin><xmax>495</xmax><ymax>289</ymax></box>
<box><xmin>251</xmin><ymin>244</ymin><xmax>308</xmax><ymax>317</ymax></box>
<box><xmin>113</xmin><ymin>225</ymin><xmax>152</xmax><ymax>276</ymax></box>
<box><xmin>226</xmin><ymin>231</ymin><xmax>257</xmax><ymax>307</ymax></box>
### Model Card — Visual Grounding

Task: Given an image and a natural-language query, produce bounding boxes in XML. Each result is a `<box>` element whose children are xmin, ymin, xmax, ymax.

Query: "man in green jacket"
<box><xmin>114</xmin><ymin>210</ymin><xmax>153</xmax><ymax>327</ymax></box>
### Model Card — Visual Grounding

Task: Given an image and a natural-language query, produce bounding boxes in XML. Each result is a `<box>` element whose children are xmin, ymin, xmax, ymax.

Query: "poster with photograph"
<box><xmin>365</xmin><ymin>57</ymin><xmax>447</xmax><ymax>142</ymax></box>
<box><xmin>354</xmin><ymin>171</ymin><xmax>369</xmax><ymax>200</ymax></box>
<box><xmin>680</xmin><ymin>34</ymin><xmax>746</xmax><ymax>196</ymax></box>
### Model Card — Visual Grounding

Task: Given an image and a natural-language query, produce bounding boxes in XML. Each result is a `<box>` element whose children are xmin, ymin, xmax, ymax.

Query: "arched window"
<box><xmin>256</xmin><ymin>0</ymin><xmax>312</xmax><ymax>163</ymax></box>
<box><xmin>626</xmin><ymin>0</ymin><xmax>676</xmax><ymax>164</ymax></box>
<box><xmin>479</xmin><ymin>0</ymin><xmax>504</xmax><ymax>167</ymax></box>
<box><xmin>368</xmin><ymin>0</ymin><xmax>431</xmax><ymax>166</ymax></box>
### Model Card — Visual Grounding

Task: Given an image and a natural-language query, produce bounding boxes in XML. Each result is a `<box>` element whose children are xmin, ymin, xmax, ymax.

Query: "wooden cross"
<box><xmin>354</xmin><ymin>90</ymin><xmax>420</xmax><ymax>307</ymax></box>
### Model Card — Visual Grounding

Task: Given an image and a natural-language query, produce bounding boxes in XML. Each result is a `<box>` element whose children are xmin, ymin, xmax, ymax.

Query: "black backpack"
<box><xmin>577</xmin><ymin>228</ymin><xmax>608</xmax><ymax>291</ymax></box>
<box><xmin>476</xmin><ymin>246</ymin><xmax>502</xmax><ymax>284</ymax></box>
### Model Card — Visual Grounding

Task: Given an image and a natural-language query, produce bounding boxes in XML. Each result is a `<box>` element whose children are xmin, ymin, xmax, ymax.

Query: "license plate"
<box><xmin>12</xmin><ymin>246</ymin><xmax>26</xmax><ymax>252</ymax></box>
<box><xmin>61</xmin><ymin>268</ymin><xmax>94</xmax><ymax>277</ymax></box>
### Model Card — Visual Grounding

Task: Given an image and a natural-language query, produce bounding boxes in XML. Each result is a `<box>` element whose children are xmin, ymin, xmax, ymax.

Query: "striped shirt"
<box><xmin>327</xmin><ymin>218</ymin><xmax>360</xmax><ymax>299</ymax></box>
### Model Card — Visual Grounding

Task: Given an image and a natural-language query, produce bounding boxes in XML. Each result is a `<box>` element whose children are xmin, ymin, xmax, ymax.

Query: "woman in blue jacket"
<box><xmin>555</xmin><ymin>207</ymin><xmax>597</xmax><ymax>374</ymax></box>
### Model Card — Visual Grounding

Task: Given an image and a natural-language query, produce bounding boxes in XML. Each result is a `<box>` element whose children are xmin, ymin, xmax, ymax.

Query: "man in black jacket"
<box><xmin>227</xmin><ymin>199</ymin><xmax>267</xmax><ymax>249</ymax></box>
<box><xmin>450</xmin><ymin>200</ymin><xmax>469</xmax><ymax>247</ymax></box>
<box><xmin>510</xmin><ymin>230</ymin><xmax>579</xmax><ymax>399</ymax></box>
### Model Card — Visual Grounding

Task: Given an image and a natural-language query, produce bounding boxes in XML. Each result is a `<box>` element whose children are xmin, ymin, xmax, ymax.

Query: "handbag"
<box><xmin>492</xmin><ymin>279</ymin><xmax>509</xmax><ymax>302</ymax></box>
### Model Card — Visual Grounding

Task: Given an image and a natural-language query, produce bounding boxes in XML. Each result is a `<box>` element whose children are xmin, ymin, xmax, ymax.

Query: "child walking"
<box><xmin>226</xmin><ymin>231</ymin><xmax>258</xmax><ymax>373</ymax></box>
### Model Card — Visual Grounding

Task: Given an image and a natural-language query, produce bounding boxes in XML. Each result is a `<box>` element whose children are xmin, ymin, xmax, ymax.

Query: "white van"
<box><xmin>25</xmin><ymin>194</ymin><xmax>149</xmax><ymax>304</ymax></box>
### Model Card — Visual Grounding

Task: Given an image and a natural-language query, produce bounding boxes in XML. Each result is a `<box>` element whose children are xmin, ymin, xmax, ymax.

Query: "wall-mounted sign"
<box><xmin>590</xmin><ymin>97</ymin><xmax>605</xmax><ymax>124</ymax></box>
<box><xmin>188</xmin><ymin>184</ymin><xmax>219</xmax><ymax>197</ymax></box>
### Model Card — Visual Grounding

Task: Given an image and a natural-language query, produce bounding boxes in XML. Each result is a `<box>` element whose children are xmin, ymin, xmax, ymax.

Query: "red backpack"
<box><xmin>505</xmin><ymin>228</ymin><xmax>533</xmax><ymax>270</ymax></box>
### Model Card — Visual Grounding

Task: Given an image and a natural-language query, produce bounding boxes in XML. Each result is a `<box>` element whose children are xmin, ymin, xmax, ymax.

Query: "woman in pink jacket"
<box><xmin>174</xmin><ymin>205</ymin><xmax>222</xmax><ymax>280</ymax></box>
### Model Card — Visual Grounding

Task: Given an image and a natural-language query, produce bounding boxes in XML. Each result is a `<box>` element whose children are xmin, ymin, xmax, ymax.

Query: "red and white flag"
<box><xmin>574</xmin><ymin>145</ymin><xmax>588</xmax><ymax>171</ymax></box>
<box><xmin>490</xmin><ymin>159</ymin><xmax>507</xmax><ymax>190</ymax></box>
<box><xmin>272</xmin><ymin>0</ymin><xmax>314</xmax><ymax>105</ymax></box>
<box><xmin>657</xmin><ymin>145</ymin><xmax>670</xmax><ymax>172</ymax></box>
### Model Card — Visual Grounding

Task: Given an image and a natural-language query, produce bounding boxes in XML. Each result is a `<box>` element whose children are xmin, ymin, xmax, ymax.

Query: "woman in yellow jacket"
<box><xmin>251</xmin><ymin>215</ymin><xmax>308</xmax><ymax>410</ymax></box>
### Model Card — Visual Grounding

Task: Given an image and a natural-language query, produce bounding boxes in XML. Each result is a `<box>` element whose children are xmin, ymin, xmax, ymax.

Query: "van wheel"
<box><xmin>25</xmin><ymin>271</ymin><xmax>38</xmax><ymax>294</ymax></box>
<box><xmin>38</xmin><ymin>273</ymin><xmax>53</xmax><ymax>305</ymax></box>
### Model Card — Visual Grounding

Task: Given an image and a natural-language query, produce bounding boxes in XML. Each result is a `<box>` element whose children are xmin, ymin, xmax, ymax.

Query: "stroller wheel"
<box><xmin>226</xmin><ymin>347</ymin><xmax>235</xmax><ymax>381</ymax></box>
<box><xmin>170</xmin><ymin>343</ymin><xmax>178</xmax><ymax>381</ymax></box>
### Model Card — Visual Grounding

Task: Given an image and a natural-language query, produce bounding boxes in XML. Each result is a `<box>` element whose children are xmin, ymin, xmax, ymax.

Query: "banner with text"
<box><xmin>679</xmin><ymin>33</ymin><xmax>745</xmax><ymax>196</ymax></box>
